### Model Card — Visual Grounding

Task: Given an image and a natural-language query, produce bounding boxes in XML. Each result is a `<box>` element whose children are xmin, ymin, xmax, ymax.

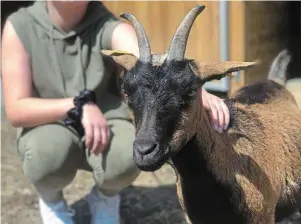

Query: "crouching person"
<box><xmin>1</xmin><ymin>1</ymin><xmax>141</xmax><ymax>223</ymax></box>
<box><xmin>1</xmin><ymin>1</ymin><xmax>230</xmax><ymax>223</ymax></box>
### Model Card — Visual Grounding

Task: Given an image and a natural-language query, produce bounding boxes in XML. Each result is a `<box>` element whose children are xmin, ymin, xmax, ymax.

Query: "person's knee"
<box><xmin>99</xmin><ymin>119</ymin><xmax>141</xmax><ymax>190</ymax></box>
<box><xmin>18</xmin><ymin>124</ymin><xmax>82</xmax><ymax>184</ymax></box>
<box><xmin>33</xmin><ymin>172</ymin><xmax>76</xmax><ymax>203</ymax></box>
<box><xmin>99</xmin><ymin>159</ymin><xmax>140</xmax><ymax>194</ymax></box>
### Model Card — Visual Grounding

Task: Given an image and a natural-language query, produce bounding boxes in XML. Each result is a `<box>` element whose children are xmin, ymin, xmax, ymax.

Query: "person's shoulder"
<box><xmin>5</xmin><ymin>3</ymin><xmax>35</xmax><ymax>55</ymax></box>
<box><xmin>7</xmin><ymin>4</ymin><xmax>33</xmax><ymax>28</ymax></box>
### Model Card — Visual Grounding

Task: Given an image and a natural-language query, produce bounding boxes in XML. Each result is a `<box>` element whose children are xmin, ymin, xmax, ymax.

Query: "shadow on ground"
<box><xmin>71</xmin><ymin>185</ymin><xmax>186</xmax><ymax>224</ymax></box>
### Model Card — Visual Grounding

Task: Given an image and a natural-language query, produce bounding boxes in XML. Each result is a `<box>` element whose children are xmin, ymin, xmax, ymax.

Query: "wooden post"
<box><xmin>228</xmin><ymin>1</ymin><xmax>246</xmax><ymax>96</ymax></box>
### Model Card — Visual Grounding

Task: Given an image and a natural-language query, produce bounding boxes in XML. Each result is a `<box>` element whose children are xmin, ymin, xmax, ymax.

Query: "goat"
<box><xmin>101</xmin><ymin>4</ymin><xmax>301</xmax><ymax>224</ymax></box>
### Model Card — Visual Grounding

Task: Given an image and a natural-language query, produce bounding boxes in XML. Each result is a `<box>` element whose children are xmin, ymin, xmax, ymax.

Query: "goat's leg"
<box><xmin>264</xmin><ymin>214</ymin><xmax>275</xmax><ymax>224</ymax></box>
<box><xmin>297</xmin><ymin>189</ymin><xmax>301</xmax><ymax>212</ymax></box>
<box><xmin>251</xmin><ymin>210</ymin><xmax>275</xmax><ymax>224</ymax></box>
<box><xmin>176</xmin><ymin>182</ymin><xmax>192</xmax><ymax>223</ymax></box>
<box><xmin>184</xmin><ymin>213</ymin><xmax>192</xmax><ymax>224</ymax></box>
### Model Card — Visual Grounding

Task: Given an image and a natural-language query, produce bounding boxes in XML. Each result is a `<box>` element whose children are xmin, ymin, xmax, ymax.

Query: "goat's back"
<box><xmin>224</xmin><ymin>50</ymin><xmax>301</xmax><ymax>220</ymax></box>
<box><xmin>227</xmin><ymin>77</ymin><xmax>301</xmax><ymax>213</ymax></box>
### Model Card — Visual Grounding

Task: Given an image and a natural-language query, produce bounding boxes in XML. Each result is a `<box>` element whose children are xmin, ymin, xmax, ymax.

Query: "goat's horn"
<box><xmin>120</xmin><ymin>13</ymin><xmax>152</xmax><ymax>63</ymax></box>
<box><xmin>166</xmin><ymin>5</ymin><xmax>205</xmax><ymax>61</ymax></box>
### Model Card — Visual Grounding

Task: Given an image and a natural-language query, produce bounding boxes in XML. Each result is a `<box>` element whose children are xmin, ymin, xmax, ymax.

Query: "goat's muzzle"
<box><xmin>133</xmin><ymin>136</ymin><xmax>170</xmax><ymax>172</ymax></box>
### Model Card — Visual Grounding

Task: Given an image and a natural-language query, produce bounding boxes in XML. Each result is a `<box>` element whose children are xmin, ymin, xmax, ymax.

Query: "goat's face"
<box><xmin>101</xmin><ymin>5</ymin><xmax>256</xmax><ymax>172</ymax></box>
<box><xmin>122</xmin><ymin>60</ymin><xmax>202</xmax><ymax>171</ymax></box>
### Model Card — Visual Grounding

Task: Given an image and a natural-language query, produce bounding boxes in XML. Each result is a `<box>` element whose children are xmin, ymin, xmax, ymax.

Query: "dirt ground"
<box><xmin>2</xmin><ymin>123</ymin><xmax>301</xmax><ymax>224</ymax></box>
<box><xmin>1</xmin><ymin>79</ymin><xmax>301</xmax><ymax>224</ymax></box>
<box><xmin>1</xmin><ymin>121</ymin><xmax>186</xmax><ymax>224</ymax></box>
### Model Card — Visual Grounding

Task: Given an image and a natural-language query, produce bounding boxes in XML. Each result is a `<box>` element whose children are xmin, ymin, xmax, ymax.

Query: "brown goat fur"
<box><xmin>101</xmin><ymin>5</ymin><xmax>301</xmax><ymax>224</ymax></box>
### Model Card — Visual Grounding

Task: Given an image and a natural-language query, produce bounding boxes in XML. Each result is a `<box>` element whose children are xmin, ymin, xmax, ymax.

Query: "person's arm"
<box><xmin>1</xmin><ymin>21</ymin><xmax>74</xmax><ymax>128</ymax></box>
<box><xmin>110</xmin><ymin>22</ymin><xmax>140</xmax><ymax>57</ymax></box>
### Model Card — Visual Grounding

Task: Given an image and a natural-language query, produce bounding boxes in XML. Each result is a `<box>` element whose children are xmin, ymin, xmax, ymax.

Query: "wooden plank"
<box><xmin>103</xmin><ymin>1</ymin><xmax>220</xmax><ymax>61</ymax></box>
<box><xmin>244</xmin><ymin>1</ymin><xmax>289</xmax><ymax>84</ymax></box>
<box><xmin>228</xmin><ymin>1</ymin><xmax>246</xmax><ymax>96</ymax></box>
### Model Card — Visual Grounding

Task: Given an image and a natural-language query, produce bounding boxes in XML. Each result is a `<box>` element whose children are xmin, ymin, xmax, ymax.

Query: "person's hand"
<box><xmin>81</xmin><ymin>102</ymin><xmax>110</xmax><ymax>155</ymax></box>
<box><xmin>201</xmin><ymin>88</ymin><xmax>230</xmax><ymax>133</ymax></box>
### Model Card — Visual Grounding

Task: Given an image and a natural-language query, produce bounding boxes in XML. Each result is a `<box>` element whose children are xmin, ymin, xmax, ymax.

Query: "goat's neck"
<box><xmin>170</xmin><ymin>107</ymin><xmax>247</xmax><ymax>224</ymax></box>
<box><xmin>196</xmin><ymin>109</ymin><xmax>219</xmax><ymax>152</ymax></box>
<box><xmin>171</xmin><ymin>107</ymin><xmax>230</xmax><ymax>179</ymax></box>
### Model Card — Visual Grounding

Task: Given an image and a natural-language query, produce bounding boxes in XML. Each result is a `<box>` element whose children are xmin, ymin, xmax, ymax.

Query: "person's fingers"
<box><xmin>208</xmin><ymin>99</ymin><xmax>219</xmax><ymax>132</ymax></box>
<box><xmin>202</xmin><ymin>95</ymin><xmax>210</xmax><ymax>111</ymax></box>
<box><xmin>221</xmin><ymin>101</ymin><xmax>230</xmax><ymax>130</ymax></box>
<box><xmin>91</xmin><ymin>124</ymin><xmax>102</xmax><ymax>154</ymax></box>
<box><xmin>106</xmin><ymin>126</ymin><xmax>111</xmax><ymax>142</ymax></box>
<box><xmin>202</xmin><ymin>92</ymin><xmax>230</xmax><ymax>132</ymax></box>
<box><xmin>83</xmin><ymin>122</ymin><xmax>94</xmax><ymax>149</ymax></box>
<box><xmin>214</xmin><ymin>100</ymin><xmax>225</xmax><ymax>133</ymax></box>
<box><xmin>98</xmin><ymin>126</ymin><xmax>109</xmax><ymax>154</ymax></box>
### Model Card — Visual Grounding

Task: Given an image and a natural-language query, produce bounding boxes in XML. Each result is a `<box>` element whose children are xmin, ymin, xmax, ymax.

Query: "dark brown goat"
<box><xmin>101</xmin><ymin>5</ymin><xmax>301</xmax><ymax>224</ymax></box>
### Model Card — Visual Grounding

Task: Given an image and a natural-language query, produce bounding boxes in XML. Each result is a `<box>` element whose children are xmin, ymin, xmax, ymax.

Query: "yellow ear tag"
<box><xmin>101</xmin><ymin>50</ymin><xmax>134</xmax><ymax>56</ymax></box>
<box><xmin>229</xmin><ymin>72</ymin><xmax>235</xmax><ymax>77</ymax></box>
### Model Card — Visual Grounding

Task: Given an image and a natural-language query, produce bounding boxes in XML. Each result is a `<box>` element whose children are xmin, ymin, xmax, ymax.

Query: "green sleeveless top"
<box><xmin>8</xmin><ymin>1</ymin><xmax>132</xmax><ymax>137</ymax></box>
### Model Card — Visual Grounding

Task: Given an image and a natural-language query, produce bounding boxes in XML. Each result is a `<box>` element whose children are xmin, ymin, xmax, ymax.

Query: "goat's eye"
<box><xmin>185</xmin><ymin>90</ymin><xmax>196</xmax><ymax>99</ymax></box>
<box><xmin>179</xmin><ymin>90</ymin><xmax>197</xmax><ymax>108</ymax></box>
<box><xmin>185</xmin><ymin>90</ymin><xmax>197</xmax><ymax>101</ymax></box>
<box><xmin>188</xmin><ymin>90</ymin><xmax>197</xmax><ymax>98</ymax></box>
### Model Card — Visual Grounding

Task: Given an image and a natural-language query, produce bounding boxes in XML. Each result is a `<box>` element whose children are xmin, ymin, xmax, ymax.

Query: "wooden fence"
<box><xmin>104</xmin><ymin>1</ymin><xmax>221</xmax><ymax>62</ymax></box>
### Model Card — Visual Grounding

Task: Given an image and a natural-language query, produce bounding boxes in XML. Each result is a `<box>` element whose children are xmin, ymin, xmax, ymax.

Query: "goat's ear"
<box><xmin>101</xmin><ymin>50</ymin><xmax>138</xmax><ymax>71</ymax></box>
<box><xmin>189</xmin><ymin>60</ymin><xmax>259</xmax><ymax>83</ymax></box>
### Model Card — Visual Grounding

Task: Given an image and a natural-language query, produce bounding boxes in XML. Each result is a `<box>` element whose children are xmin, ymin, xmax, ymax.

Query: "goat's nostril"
<box><xmin>134</xmin><ymin>139</ymin><xmax>158</xmax><ymax>155</ymax></box>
